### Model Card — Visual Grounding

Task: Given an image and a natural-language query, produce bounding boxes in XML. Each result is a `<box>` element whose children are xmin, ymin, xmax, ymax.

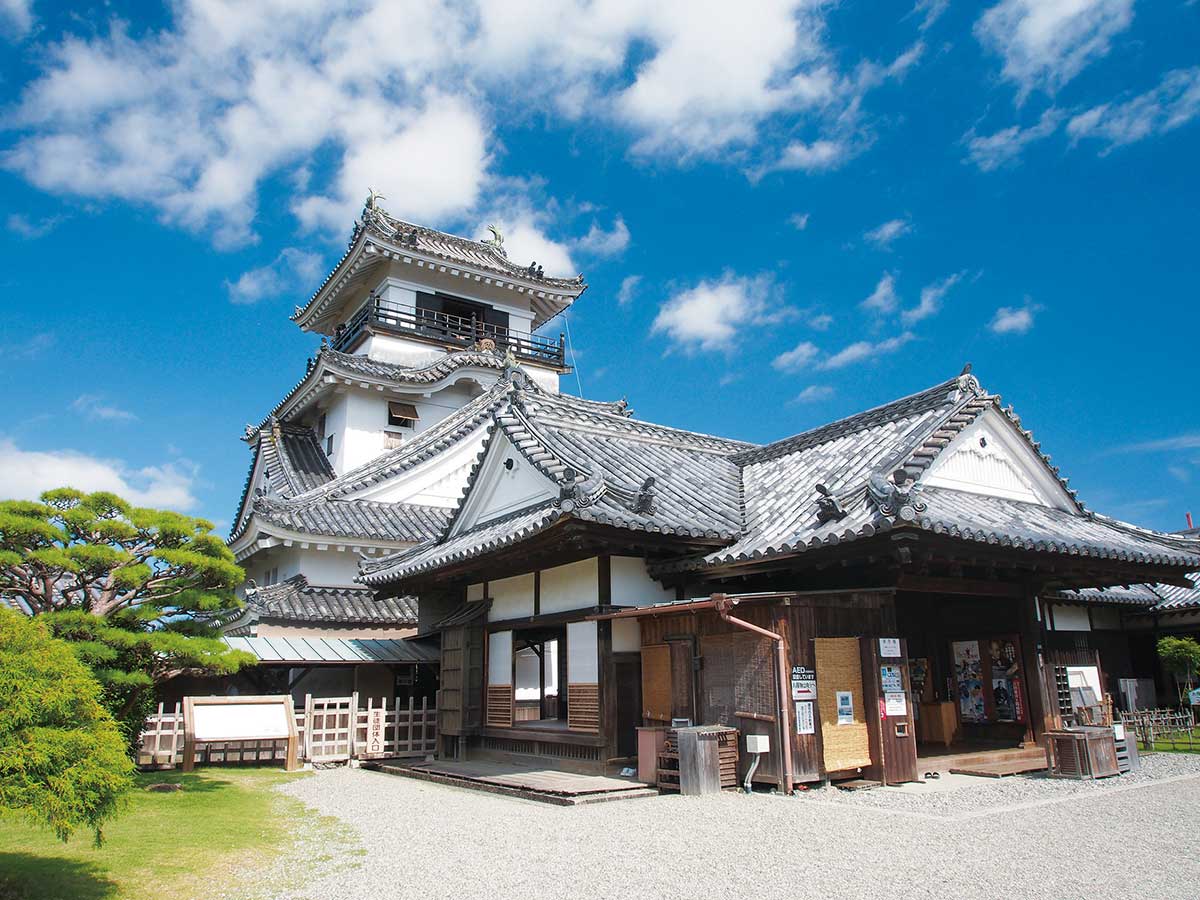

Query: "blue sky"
<box><xmin>0</xmin><ymin>0</ymin><xmax>1197</xmax><ymax>534</ymax></box>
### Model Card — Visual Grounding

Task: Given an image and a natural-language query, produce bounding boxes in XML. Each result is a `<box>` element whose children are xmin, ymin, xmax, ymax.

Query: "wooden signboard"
<box><xmin>641</xmin><ymin>643</ymin><xmax>672</xmax><ymax>722</ymax></box>
<box><xmin>182</xmin><ymin>696</ymin><xmax>299</xmax><ymax>772</ymax></box>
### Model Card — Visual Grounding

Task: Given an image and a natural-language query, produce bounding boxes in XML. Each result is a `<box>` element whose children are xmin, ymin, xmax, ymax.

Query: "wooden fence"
<box><xmin>1118</xmin><ymin>707</ymin><xmax>1198</xmax><ymax>752</ymax></box>
<box><xmin>138</xmin><ymin>694</ymin><xmax>437</xmax><ymax>768</ymax></box>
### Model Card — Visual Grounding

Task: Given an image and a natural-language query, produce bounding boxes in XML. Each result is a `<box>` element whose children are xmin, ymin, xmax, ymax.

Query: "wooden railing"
<box><xmin>332</xmin><ymin>297</ymin><xmax>565</xmax><ymax>367</ymax></box>
<box><xmin>137</xmin><ymin>695</ymin><xmax>437</xmax><ymax>768</ymax></box>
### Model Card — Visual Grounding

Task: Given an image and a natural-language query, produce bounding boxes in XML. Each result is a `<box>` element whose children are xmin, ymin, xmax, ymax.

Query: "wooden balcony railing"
<box><xmin>332</xmin><ymin>297</ymin><xmax>566</xmax><ymax>368</ymax></box>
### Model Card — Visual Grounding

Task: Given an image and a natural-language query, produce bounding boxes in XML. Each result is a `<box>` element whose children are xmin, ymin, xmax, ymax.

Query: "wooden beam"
<box><xmin>896</xmin><ymin>574</ymin><xmax>1023</xmax><ymax>598</ymax></box>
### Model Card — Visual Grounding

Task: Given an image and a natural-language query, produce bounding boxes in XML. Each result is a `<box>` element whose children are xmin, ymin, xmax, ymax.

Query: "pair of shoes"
<box><xmin>923</xmin><ymin>771</ymin><xmax>941</xmax><ymax>780</ymax></box>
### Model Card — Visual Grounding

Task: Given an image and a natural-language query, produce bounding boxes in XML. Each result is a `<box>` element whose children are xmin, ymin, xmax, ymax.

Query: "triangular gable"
<box><xmin>450</xmin><ymin>429</ymin><xmax>558</xmax><ymax>535</ymax></box>
<box><xmin>351</xmin><ymin>426</ymin><xmax>489</xmax><ymax>508</ymax></box>
<box><xmin>923</xmin><ymin>407</ymin><xmax>1075</xmax><ymax>510</ymax></box>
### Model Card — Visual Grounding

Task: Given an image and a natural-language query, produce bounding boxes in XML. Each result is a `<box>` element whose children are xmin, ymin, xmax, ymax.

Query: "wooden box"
<box><xmin>918</xmin><ymin>702</ymin><xmax>959</xmax><ymax>747</ymax></box>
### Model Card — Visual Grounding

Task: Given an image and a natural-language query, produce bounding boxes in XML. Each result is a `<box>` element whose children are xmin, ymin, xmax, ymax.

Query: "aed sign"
<box><xmin>791</xmin><ymin>665</ymin><xmax>817</xmax><ymax>701</ymax></box>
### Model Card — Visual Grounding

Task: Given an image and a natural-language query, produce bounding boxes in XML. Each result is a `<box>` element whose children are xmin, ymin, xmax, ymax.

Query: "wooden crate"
<box><xmin>657</xmin><ymin>727</ymin><xmax>739</xmax><ymax>792</ymax></box>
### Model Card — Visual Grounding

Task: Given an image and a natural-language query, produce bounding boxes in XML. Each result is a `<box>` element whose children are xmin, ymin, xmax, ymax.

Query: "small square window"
<box><xmin>388</xmin><ymin>401</ymin><xmax>420</xmax><ymax>429</ymax></box>
<box><xmin>326</xmin><ymin>434</ymin><xmax>335</xmax><ymax>456</ymax></box>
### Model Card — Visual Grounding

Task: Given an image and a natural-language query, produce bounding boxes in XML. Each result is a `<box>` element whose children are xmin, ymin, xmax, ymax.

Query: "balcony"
<box><xmin>331</xmin><ymin>297</ymin><xmax>566</xmax><ymax>369</ymax></box>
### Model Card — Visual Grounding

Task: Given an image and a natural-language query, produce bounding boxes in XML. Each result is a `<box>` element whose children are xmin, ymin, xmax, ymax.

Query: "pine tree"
<box><xmin>0</xmin><ymin>489</ymin><xmax>254</xmax><ymax>745</ymax></box>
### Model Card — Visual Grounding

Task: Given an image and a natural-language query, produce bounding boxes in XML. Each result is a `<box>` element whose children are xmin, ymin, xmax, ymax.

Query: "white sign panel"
<box><xmin>884</xmin><ymin>692</ymin><xmax>908</xmax><ymax>717</ymax></box>
<box><xmin>878</xmin><ymin>638</ymin><xmax>902</xmax><ymax>658</ymax></box>
<box><xmin>364</xmin><ymin>707</ymin><xmax>387</xmax><ymax>757</ymax></box>
<box><xmin>791</xmin><ymin>665</ymin><xmax>817</xmax><ymax>701</ymax></box>
<box><xmin>836</xmin><ymin>691</ymin><xmax>854</xmax><ymax>725</ymax></box>
<box><xmin>795</xmin><ymin>701</ymin><xmax>815</xmax><ymax>735</ymax></box>
<box><xmin>192</xmin><ymin>703</ymin><xmax>289</xmax><ymax>742</ymax></box>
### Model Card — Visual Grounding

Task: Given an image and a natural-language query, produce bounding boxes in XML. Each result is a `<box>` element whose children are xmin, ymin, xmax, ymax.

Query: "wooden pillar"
<box><xmin>598</xmin><ymin>618</ymin><xmax>617</xmax><ymax>762</ymax></box>
<box><xmin>1019</xmin><ymin>592</ymin><xmax>1053</xmax><ymax>741</ymax></box>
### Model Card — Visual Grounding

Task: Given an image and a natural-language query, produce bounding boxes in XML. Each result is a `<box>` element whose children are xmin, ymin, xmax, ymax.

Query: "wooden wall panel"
<box><xmin>814</xmin><ymin>637</ymin><xmax>871</xmax><ymax>773</ymax></box>
<box><xmin>567</xmin><ymin>683</ymin><xmax>600</xmax><ymax>732</ymax></box>
<box><xmin>485</xmin><ymin>685</ymin><xmax>513</xmax><ymax>728</ymax></box>
<box><xmin>640</xmin><ymin>644</ymin><xmax>672</xmax><ymax>722</ymax></box>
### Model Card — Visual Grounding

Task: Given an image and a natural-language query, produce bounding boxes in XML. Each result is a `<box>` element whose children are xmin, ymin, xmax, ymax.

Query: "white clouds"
<box><xmin>989</xmin><ymin>300</ymin><xmax>1041</xmax><ymax>334</ymax></box>
<box><xmin>914</xmin><ymin>0</ymin><xmax>950</xmax><ymax>32</ymax></box>
<box><xmin>1113</xmin><ymin>434</ymin><xmax>1200</xmax><ymax>453</ymax></box>
<box><xmin>71</xmin><ymin>395</ymin><xmax>137</xmax><ymax>423</ymax></box>
<box><xmin>975</xmin><ymin>0</ymin><xmax>1134</xmax><ymax>101</ymax></box>
<box><xmin>864</xmin><ymin>217</ymin><xmax>912</xmax><ymax>249</ymax></box>
<box><xmin>226</xmin><ymin>247</ymin><xmax>324</xmax><ymax>304</ymax></box>
<box><xmin>860</xmin><ymin>272</ymin><xmax>899</xmax><ymax>314</ymax></box>
<box><xmin>818</xmin><ymin>332</ymin><xmax>916</xmax><ymax>370</ymax></box>
<box><xmin>902</xmin><ymin>272</ymin><xmax>963</xmax><ymax>325</ymax></box>
<box><xmin>6</xmin><ymin>213</ymin><xmax>63</xmax><ymax>238</ymax></box>
<box><xmin>967</xmin><ymin>68</ymin><xmax>1200</xmax><ymax>171</ymax></box>
<box><xmin>616</xmin><ymin>275</ymin><xmax>642</xmax><ymax>307</ymax></box>
<box><xmin>0</xmin><ymin>0</ymin><xmax>32</xmax><ymax>38</ymax></box>
<box><xmin>651</xmin><ymin>271</ymin><xmax>791</xmax><ymax>353</ymax></box>
<box><xmin>1067</xmin><ymin>67</ymin><xmax>1200</xmax><ymax>150</ymax></box>
<box><xmin>789</xmin><ymin>212</ymin><xmax>811</xmax><ymax>231</ymax></box>
<box><xmin>3</xmin><ymin>1</ymin><xmax>915</xmax><ymax>248</ymax></box>
<box><xmin>575</xmin><ymin>216</ymin><xmax>631</xmax><ymax>258</ymax></box>
<box><xmin>965</xmin><ymin>108</ymin><xmax>1064</xmax><ymax>171</ymax></box>
<box><xmin>791</xmin><ymin>384</ymin><xmax>835</xmax><ymax>404</ymax></box>
<box><xmin>806</xmin><ymin>312</ymin><xmax>834</xmax><ymax>331</ymax></box>
<box><xmin>0</xmin><ymin>439</ymin><xmax>199</xmax><ymax>510</ymax></box>
<box><xmin>772</xmin><ymin>341</ymin><xmax>820</xmax><ymax>373</ymax></box>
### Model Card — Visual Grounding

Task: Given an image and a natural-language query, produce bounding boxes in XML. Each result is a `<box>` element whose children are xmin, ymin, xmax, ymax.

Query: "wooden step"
<box><xmin>949</xmin><ymin>757</ymin><xmax>1048</xmax><ymax>778</ymax></box>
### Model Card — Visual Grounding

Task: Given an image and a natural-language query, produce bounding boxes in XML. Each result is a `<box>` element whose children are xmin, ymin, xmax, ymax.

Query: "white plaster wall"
<box><xmin>613</xmin><ymin>617</ymin><xmax>641</xmax><ymax>653</ymax></box>
<box><xmin>281</xmin><ymin>548</ymin><xmax>364</xmax><ymax>585</ymax></box>
<box><xmin>1051</xmin><ymin>604</ymin><xmax>1091</xmax><ymax>631</ymax></box>
<box><xmin>488</xmin><ymin>630</ymin><xmax>513</xmax><ymax>685</ymax></box>
<box><xmin>467</xmin><ymin>583</ymin><xmax>486</xmax><ymax>602</ymax></box>
<box><xmin>611</xmin><ymin>556</ymin><xmax>675</xmax><ymax>608</ymax></box>
<box><xmin>567</xmin><ymin>620</ymin><xmax>599</xmax><ymax>683</ymax></box>
<box><xmin>489</xmin><ymin>573</ymin><xmax>535</xmax><ymax>621</ymax></box>
<box><xmin>453</xmin><ymin>431</ymin><xmax>556</xmax><ymax>532</ymax></box>
<box><xmin>1090</xmin><ymin>607</ymin><xmax>1121</xmax><ymax>630</ymax></box>
<box><xmin>541</xmin><ymin>558</ymin><xmax>598</xmax><ymax>614</ymax></box>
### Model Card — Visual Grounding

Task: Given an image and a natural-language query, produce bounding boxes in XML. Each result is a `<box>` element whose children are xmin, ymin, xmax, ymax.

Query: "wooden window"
<box><xmin>325</xmin><ymin>434</ymin><xmax>335</xmax><ymax>456</ymax></box>
<box><xmin>387</xmin><ymin>401</ymin><xmax>419</xmax><ymax>429</ymax></box>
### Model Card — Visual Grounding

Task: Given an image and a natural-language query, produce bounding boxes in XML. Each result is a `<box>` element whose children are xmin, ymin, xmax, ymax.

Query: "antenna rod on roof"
<box><xmin>1188</xmin><ymin>512</ymin><xmax>1194</xmax><ymax>530</ymax></box>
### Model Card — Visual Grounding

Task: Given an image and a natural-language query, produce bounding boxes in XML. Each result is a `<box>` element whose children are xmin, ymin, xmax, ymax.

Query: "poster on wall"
<box><xmin>836</xmin><ymin>691</ymin><xmax>854</xmax><ymax>725</ymax></box>
<box><xmin>791</xmin><ymin>665</ymin><xmax>817</xmax><ymax>701</ymax></box>
<box><xmin>795</xmin><ymin>701</ymin><xmax>815</xmax><ymax>735</ymax></box>
<box><xmin>989</xmin><ymin>639</ymin><xmax>1021</xmax><ymax>722</ymax></box>
<box><xmin>953</xmin><ymin>640</ymin><xmax>986</xmax><ymax>723</ymax></box>
<box><xmin>879</xmin><ymin>638</ymin><xmax>902</xmax><ymax>658</ymax></box>
<box><xmin>880</xmin><ymin>665</ymin><xmax>903</xmax><ymax>693</ymax></box>
<box><xmin>884</xmin><ymin>692</ymin><xmax>907</xmax><ymax>717</ymax></box>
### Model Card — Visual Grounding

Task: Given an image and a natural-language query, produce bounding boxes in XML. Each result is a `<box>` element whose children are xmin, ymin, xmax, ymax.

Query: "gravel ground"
<box><xmin>267</xmin><ymin>753</ymin><xmax>1200</xmax><ymax>900</ymax></box>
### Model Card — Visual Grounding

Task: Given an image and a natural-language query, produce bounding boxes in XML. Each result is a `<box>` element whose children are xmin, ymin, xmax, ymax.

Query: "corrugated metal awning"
<box><xmin>223</xmin><ymin>635</ymin><xmax>439</xmax><ymax>665</ymax></box>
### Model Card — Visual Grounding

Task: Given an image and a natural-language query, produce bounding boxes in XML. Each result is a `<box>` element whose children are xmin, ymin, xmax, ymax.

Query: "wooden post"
<box><xmin>303</xmin><ymin>694</ymin><xmax>314</xmax><ymax>761</ymax></box>
<box><xmin>1019</xmin><ymin>592</ymin><xmax>1053</xmax><ymax>742</ymax></box>
<box><xmin>349</xmin><ymin>691</ymin><xmax>359</xmax><ymax>759</ymax></box>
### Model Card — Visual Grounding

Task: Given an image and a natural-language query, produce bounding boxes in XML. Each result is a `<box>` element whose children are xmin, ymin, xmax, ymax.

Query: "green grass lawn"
<box><xmin>0</xmin><ymin>767</ymin><xmax>345</xmax><ymax>900</ymax></box>
<box><xmin>1137</xmin><ymin>728</ymin><xmax>1200</xmax><ymax>753</ymax></box>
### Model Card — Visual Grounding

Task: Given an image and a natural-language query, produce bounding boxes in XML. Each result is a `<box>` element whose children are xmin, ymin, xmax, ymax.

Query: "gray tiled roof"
<box><xmin>293</xmin><ymin>375</ymin><xmax>634</xmax><ymax>503</ymax></box>
<box><xmin>230</xmin><ymin>422</ymin><xmax>335</xmax><ymax>540</ymax></box>
<box><xmin>1146</xmin><ymin>574</ymin><xmax>1200</xmax><ymax>611</ymax></box>
<box><xmin>246</xmin><ymin>346</ymin><xmax>512</xmax><ymax>439</ymax></box>
<box><xmin>247</xmin><ymin>574</ymin><xmax>417</xmax><ymax>626</ymax></box>
<box><xmin>361</xmin><ymin>369</ymin><xmax>1200</xmax><ymax>588</ymax></box>
<box><xmin>292</xmin><ymin>204</ymin><xmax>587</xmax><ymax>332</ymax></box>
<box><xmin>252</xmin><ymin>496</ymin><xmax>451</xmax><ymax>543</ymax></box>
<box><xmin>1048</xmin><ymin>584</ymin><xmax>1165</xmax><ymax>606</ymax></box>
<box><xmin>359</xmin><ymin>372</ymin><xmax>750</xmax><ymax>584</ymax></box>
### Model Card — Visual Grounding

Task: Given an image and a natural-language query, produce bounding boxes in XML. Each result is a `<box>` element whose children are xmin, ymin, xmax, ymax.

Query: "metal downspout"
<box><xmin>712</xmin><ymin>593</ymin><xmax>795</xmax><ymax>795</ymax></box>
